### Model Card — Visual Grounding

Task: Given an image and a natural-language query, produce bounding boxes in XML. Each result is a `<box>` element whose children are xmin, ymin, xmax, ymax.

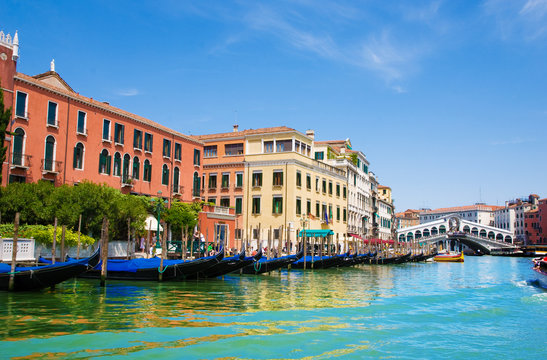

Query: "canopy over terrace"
<box><xmin>298</xmin><ymin>229</ymin><xmax>334</xmax><ymax>237</ymax></box>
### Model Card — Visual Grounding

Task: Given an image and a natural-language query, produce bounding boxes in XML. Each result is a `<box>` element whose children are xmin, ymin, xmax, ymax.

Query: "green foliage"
<box><xmin>164</xmin><ymin>200</ymin><xmax>202</xmax><ymax>238</ymax></box>
<box><xmin>350</xmin><ymin>153</ymin><xmax>358</xmax><ymax>166</ymax></box>
<box><xmin>0</xmin><ymin>224</ymin><xmax>95</xmax><ymax>246</ymax></box>
<box><xmin>0</xmin><ymin>85</ymin><xmax>12</xmax><ymax>184</ymax></box>
<box><xmin>0</xmin><ymin>181</ymin><xmax>150</xmax><ymax>240</ymax></box>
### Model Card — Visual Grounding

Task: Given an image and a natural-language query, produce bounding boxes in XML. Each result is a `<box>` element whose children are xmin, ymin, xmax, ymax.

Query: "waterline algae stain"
<box><xmin>1</xmin><ymin>256</ymin><xmax>545</xmax><ymax>359</ymax></box>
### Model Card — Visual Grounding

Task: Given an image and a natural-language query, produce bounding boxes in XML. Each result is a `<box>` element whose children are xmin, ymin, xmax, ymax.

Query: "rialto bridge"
<box><xmin>396</xmin><ymin>214</ymin><xmax>518</xmax><ymax>254</ymax></box>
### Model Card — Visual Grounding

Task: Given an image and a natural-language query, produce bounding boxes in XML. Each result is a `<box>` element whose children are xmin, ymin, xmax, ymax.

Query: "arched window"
<box><xmin>12</xmin><ymin>128</ymin><xmax>25</xmax><ymax>166</ymax></box>
<box><xmin>439</xmin><ymin>225</ymin><xmax>446</xmax><ymax>234</ymax></box>
<box><xmin>431</xmin><ymin>227</ymin><xmax>438</xmax><ymax>235</ymax></box>
<box><xmin>463</xmin><ymin>225</ymin><xmax>470</xmax><ymax>233</ymax></box>
<box><xmin>162</xmin><ymin>164</ymin><xmax>169</xmax><ymax>185</ymax></box>
<box><xmin>406</xmin><ymin>232</ymin><xmax>414</xmax><ymax>242</ymax></box>
<box><xmin>143</xmin><ymin>160</ymin><xmax>151</xmax><ymax>182</ymax></box>
<box><xmin>480</xmin><ymin>229</ymin><xmax>487</xmax><ymax>237</ymax></box>
<box><xmin>113</xmin><ymin>152</ymin><xmax>121</xmax><ymax>176</ymax></box>
<box><xmin>505</xmin><ymin>235</ymin><xmax>512</xmax><ymax>243</ymax></box>
<box><xmin>73</xmin><ymin>142</ymin><xmax>84</xmax><ymax>169</ymax></box>
<box><xmin>193</xmin><ymin>172</ymin><xmax>200</xmax><ymax>197</ymax></box>
<box><xmin>496</xmin><ymin>233</ymin><xmax>503</xmax><ymax>241</ymax></box>
<box><xmin>423</xmin><ymin>229</ymin><xmax>430</xmax><ymax>237</ymax></box>
<box><xmin>44</xmin><ymin>135</ymin><xmax>56</xmax><ymax>171</ymax></box>
<box><xmin>132</xmin><ymin>156</ymin><xmax>140</xmax><ymax>180</ymax></box>
<box><xmin>472</xmin><ymin>227</ymin><xmax>479</xmax><ymax>236</ymax></box>
<box><xmin>173</xmin><ymin>167</ymin><xmax>180</xmax><ymax>193</ymax></box>
<box><xmin>122</xmin><ymin>154</ymin><xmax>131</xmax><ymax>182</ymax></box>
<box><xmin>415</xmin><ymin>230</ymin><xmax>422</xmax><ymax>239</ymax></box>
<box><xmin>488</xmin><ymin>231</ymin><xmax>495</xmax><ymax>240</ymax></box>
<box><xmin>399</xmin><ymin>234</ymin><xmax>405</xmax><ymax>242</ymax></box>
<box><xmin>99</xmin><ymin>149</ymin><xmax>111</xmax><ymax>174</ymax></box>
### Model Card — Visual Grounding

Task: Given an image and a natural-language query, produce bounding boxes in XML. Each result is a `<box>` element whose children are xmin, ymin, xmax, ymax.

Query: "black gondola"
<box><xmin>188</xmin><ymin>249</ymin><xmax>262</xmax><ymax>279</ymax></box>
<box><xmin>291</xmin><ymin>254</ymin><xmax>338</xmax><ymax>269</ymax></box>
<box><xmin>240</xmin><ymin>249</ymin><xmax>304</xmax><ymax>274</ymax></box>
<box><xmin>79</xmin><ymin>251</ymin><xmax>224</xmax><ymax>281</ymax></box>
<box><xmin>0</xmin><ymin>246</ymin><xmax>101</xmax><ymax>291</ymax></box>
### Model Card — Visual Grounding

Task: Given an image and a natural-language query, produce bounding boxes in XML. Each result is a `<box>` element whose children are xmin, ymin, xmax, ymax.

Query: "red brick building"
<box><xmin>1</xmin><ymin>31</ymin><xmax>203</xmax><ymax>202</ymax></box>
<box><xmin>526</xmin><ymin>198</ymin><xmax>547</xmax><ymax>244</ymax></box>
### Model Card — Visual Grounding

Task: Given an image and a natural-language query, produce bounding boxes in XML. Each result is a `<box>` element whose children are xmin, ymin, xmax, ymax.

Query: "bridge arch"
<box><xmin>399</xmin><ymin>234</ymin><xmax>405</xmax><ymax>242</ymax></box>
<box><xmin>423</xmin><ymin>228</ymin><xmax>430</xmax><ymax>237</ymax></box>
<box><xmin>496</xmin><ymin>233</ymin><xmax>503</xmax><ymax>241</ymax></box>
<box><xmin>439</xmin><ymin>225</ymin><xmax>446</xmax><ymax>234</ymax></box>
<box><xmin>505</xmin><ymin>235</ymin><xmax>512</xmax><ymax>243</ymax></box>
<box><xmin>472</xmin><ymin>227</ymin><xmax>478</xmax><ymax>236</ymax></box>
<box><xmin>431</xmin><ymin>227</ymin><xmax>438</xmax><ymax>235</ymax></box>
<box><xmin>415</xmin><ymin>230</ymin><xmax>422</xmax><ymax>239</ymax></box>
<box><xmin>463</xmin><ymin>225</ymin><xmax>470</xmax><ymax>233</ymax></box>
<box><xmin>407</xmin><ymin>232</ymin><xmax>414</xmax><ymax>242</ymax></box>
<box><xmin>488</xmin><ymin>231</ymin><xmax>495</xmax><ymax>240</ymax></box>
<box><xmin>480</xmin><ymin>229</ymin><xmax>487</xmax><ymax>237</ymax></box>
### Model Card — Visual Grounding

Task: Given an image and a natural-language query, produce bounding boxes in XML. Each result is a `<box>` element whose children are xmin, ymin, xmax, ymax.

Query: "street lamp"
<box><xmin>155</xmin><ymin>190</ymin><xmax>167</xmax><ymax>249</ymax></box>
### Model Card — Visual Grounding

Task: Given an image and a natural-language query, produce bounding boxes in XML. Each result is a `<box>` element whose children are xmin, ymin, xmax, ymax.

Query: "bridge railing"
<box><xmin>405</xmin><ymin>232</ymin><xmax>517</xmax><ymax>249</ymax></box>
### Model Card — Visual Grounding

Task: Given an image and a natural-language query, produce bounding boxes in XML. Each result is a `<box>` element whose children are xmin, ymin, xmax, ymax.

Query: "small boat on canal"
<box><xmin>0</xmin><ymin>246</ymin><xmax>101</xmax><ymax>291</ymax></box>
<box><xmin>532</xmin><ymin>256</ymin><xmax>547</xmax><ymax>289</ymax></box>
<box><xmin>434</xmin><ymin>252</ymin><xmax>464</xmax><ymax>263</ymax></box>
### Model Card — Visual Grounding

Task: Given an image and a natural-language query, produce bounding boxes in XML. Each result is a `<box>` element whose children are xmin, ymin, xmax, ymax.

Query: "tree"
<box><xmin>164</xmin><ymin>200</ymin><xmax>201</xmax><ymax>239</ymax></box>
<box><xmin>0</xmin><ymin>84</ymin><xmax>12</xmax><ymax>184</ymax></box>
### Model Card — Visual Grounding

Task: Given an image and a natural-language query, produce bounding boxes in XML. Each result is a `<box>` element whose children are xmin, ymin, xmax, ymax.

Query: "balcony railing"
<box><xmin>11</xmin><ymin>153</ymin><xmax>31</xmax><ymax>169</ymax></box>
<box><xmin>121</xmin><ymin>174</ymin><xmax>133</xmax><ymax>187</ymax></box>
<box><xmin>41</xmin><ymin>159</ymin><xmax>62</xmax><ymax>174</ymax></box>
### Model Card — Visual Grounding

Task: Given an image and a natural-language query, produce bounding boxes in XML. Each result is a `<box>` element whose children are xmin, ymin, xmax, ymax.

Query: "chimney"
<box><xmin>306</xmin><ymin>129</ymin><xmax>315</xmax><ymax>140</ymax></box>
<box><xmin>233</xmin><ymin>124</ymin><xmax>239</xmax><ymax>132</ymax></box>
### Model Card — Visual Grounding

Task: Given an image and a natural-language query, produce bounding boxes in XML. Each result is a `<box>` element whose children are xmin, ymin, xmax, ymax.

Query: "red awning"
<box><xmin>349</xmin><ymin>233</ymin><xmax>363</xmax><ymax>240</ymax></box>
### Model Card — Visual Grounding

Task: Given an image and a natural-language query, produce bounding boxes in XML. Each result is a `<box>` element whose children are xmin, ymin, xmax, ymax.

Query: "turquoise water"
<box><xmin>1</xmin><ymin>256</ymin><xmax>545</xmax><ymax>359</ymax></box>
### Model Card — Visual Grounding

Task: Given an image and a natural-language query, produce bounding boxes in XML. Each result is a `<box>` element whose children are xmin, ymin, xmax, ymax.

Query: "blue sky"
<box><xmin>2</xmin><ymin>0</ymin><xmax>546</xmax><ymax>211</ymax></box>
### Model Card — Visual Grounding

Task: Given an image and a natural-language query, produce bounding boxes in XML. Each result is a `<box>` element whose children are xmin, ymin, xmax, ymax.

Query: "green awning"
<box><xmin>298</xmin><ymin>229</ymin><xmax>334</xmax><ymax>237</ymax></box>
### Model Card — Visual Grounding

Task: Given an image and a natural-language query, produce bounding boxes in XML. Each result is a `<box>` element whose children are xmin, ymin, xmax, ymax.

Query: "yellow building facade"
<box><xmin>242</xmin><ymin>129</ymin><xmax>348</xmax><ymax>250</ymax></box>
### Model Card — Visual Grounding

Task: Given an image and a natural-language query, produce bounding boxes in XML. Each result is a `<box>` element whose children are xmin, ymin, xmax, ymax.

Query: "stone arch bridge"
<box><xmin>396</xmin><ymin>214</ymin><xmax>518</xmax><ymax>254</ymax></box>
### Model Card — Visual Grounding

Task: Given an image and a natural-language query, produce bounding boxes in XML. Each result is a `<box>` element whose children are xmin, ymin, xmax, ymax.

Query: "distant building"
<box><xmin>494</xmin><ymin>194</ymin><xmax>539</xmax><ymax>244</ymax></box>
<box><xmin>395</xmin><ymin>209</ymin><xmax>421</xmax><ymax>229</ymax></box>
<box><xmin>420</xmin><ymin>204</ymin><xmax>502</xmax><ymax>227</ymax></box>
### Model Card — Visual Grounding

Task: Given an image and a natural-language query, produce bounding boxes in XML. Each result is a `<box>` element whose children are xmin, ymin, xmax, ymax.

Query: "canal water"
<box><xmin>1</xmin><ymin>256</ymin><xmax>545</xmax><ymax>359</ymax></box>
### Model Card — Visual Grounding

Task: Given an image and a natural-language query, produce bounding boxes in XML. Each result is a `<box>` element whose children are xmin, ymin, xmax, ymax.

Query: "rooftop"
<box><xmin>193</xmin><ymin>126</ymin><xmax>297</xmax><ymax>140</ymax></box>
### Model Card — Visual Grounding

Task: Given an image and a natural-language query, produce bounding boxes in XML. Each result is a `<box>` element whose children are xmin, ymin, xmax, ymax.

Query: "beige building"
<box><xmin>243</xmin><ymin>128</ymin><xmax>348</xmax><ymax>249</ymax></box>
<box><xmin>195</xmin><ymin>126</ymin><xmax>349</xmax><ymax>252</ymax></box>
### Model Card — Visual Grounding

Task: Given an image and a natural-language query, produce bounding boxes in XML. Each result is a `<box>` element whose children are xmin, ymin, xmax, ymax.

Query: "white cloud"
<box><xmin>484</xmin><ymin>0</ymin><xmax>547</xmax><ymax>41</ymax></box>
<box><xmin>116</xmin><ymin>88</ymin><xmax>139</xmax><ymax>96</ymax></box>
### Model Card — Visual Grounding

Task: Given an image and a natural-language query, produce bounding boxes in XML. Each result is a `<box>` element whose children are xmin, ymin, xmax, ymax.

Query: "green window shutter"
<box><xmin>73</xmin><ymin>146</ymin><xmax>78</xmax><ymax>168</ymax></box>
<box><xmin>98</xmin><ymin>153</ymin><xmax>103</xmax><ymax>173</ymax></box>
<box><xmin>107</xmin><ymin>155</ymin><xmax>112</xmax><ymax>174</ymax></box>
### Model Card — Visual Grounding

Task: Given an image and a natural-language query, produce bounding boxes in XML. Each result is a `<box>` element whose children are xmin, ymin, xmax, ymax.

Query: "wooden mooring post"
<box><xmin>159</xmin><ymin>221</ymin><xmax>167</xmax><ymax>282</ymax></box>
<box><xmin>52</xmin><ymin>217</ymin><xmax>57</xmax><ymax>264</ymax></box>
<box><xmin>76</xmin><ymin>214</ymin><xmax>82</xmax><ymax>260</ymax></box>
<box><xmin>60</xmin><ymin>225</ymin><xmax>66</xmax><ymax>262</ymax></box>
<box><xmin>8</xmin><ymin>212</ymin><xmax>20</xmax><ymax>291</ymax></box>
<box><xmin>100</xmin><ymin>217</ymin><xmax>109</xmax><ymax>287</ymax></box>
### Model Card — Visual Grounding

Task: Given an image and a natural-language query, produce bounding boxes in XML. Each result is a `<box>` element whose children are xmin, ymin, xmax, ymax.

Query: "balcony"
<box><xmin>76</xmin><ymin>128</ymin><xmax>88</xmax><ymax>137</ymax></box>
<box><xmin>11</xmin><ymin>153</ymin><xmax>31</xmax><ymax>170</ymax></box>
<box><xmin>41</xmin><ymin>159</ymin><xmax>62</xmax><ymax>174</ymax></box>
<box><xmin>121</xmin><ymin>175</ymin><xmax>133</xmax><ymax>188</ymax></box>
